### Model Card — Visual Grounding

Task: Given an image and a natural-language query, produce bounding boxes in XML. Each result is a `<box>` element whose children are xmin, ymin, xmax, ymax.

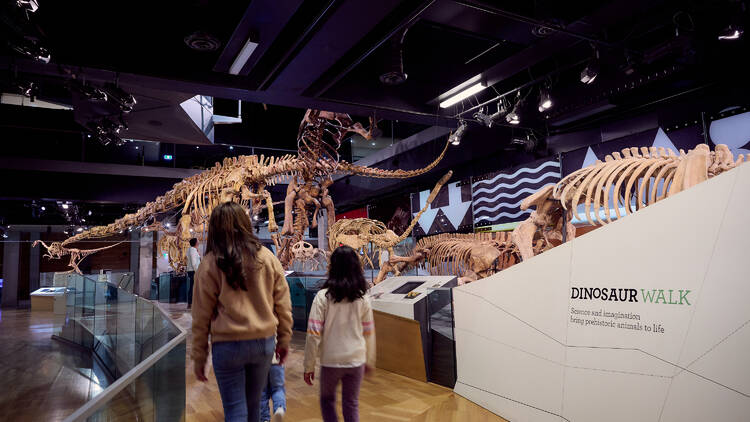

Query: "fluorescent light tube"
<box><xmin>439</xmin><ymin>83</ymin><xmax>486</xmax><ymax>108</ymax></box>
<box><xmin>229</xmin><ymin>37</ymin><xmax>259</xmax><ymax>75</ymax></box>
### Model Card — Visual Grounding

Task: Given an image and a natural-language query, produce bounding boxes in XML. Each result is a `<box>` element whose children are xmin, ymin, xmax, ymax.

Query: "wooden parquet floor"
<box><xmin>0</xmin><ymin>309</ymin><xmax>104</xmax><ymax>422</ymax></box>
<box><xmin>0</xmin><ymin>305</ymin><xmax>506</xmax><ymax>421</ymax></box>
<box><xmin>161</xmin><ymin>303</ymin><xmax>507</xmax><ymax>422</ymax></box>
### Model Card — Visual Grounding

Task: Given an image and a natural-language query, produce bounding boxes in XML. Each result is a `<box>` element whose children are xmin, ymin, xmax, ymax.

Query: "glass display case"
<box><xmin>285</xmin><ymin>271</ymin><xmax>326</xmax><ymax>331</ymax></box>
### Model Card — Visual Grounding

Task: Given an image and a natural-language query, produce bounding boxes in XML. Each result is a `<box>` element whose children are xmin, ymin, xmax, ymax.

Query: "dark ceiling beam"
<box><xmin>256</xmin><ymin>0</ymin><xmax>341</xmax><ymax>90</ymax></box>
<box><xmin>0</xmin><ymin>57</ymin><xmax>455</xmax><ymax>127</ymax></box>
<box><xmin>0</xmin><ymin>157</ymin><xmax>201</xmax><ymax>179</ymax></box>
<box><xmin>213</xmin><ymin>1</ymin><xmax>306</xmax><ymax>75</ymax></box>
<box><xmin>450</xmin><ymin>0</ymin><xmax>621</xmax><ymax>49</ymax></box>
<box><xmin>430</xmin><ymin>0</ymin><xmax>653</xmax><ymax>106</ymax></box>
<box><xmin>305</xmin><ymin>0</ymin><xmax>437</xmax><ymax>98</ymax></box>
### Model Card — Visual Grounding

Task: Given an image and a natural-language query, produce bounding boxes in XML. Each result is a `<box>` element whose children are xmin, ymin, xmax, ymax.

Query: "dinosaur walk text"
<box><xmin>570</xmin><ymin>287</ymin><xmax>691</xmax><ymax>305</ymax></box>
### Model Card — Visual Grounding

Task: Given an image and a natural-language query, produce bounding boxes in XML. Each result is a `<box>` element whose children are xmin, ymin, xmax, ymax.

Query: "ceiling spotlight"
<box><xmin>10</xmin><ymin>37</ymin><xmax>51</xmax><ymax>64</ymax></box>
<box><xmin>229</xmin><ymin>145</ymin><xmax>234</xmax><ymax>150</ymax></box>
<box><xmin>17</xmin><ymin>81</ymin><xmax>39</xmax><ymax>101</ymax></box>
<box><xmin>41</xmin><ymin>206</ymin><xmax>46</xmax><ymax>211</ymax></box>
<box><xmin>485</xmin><ymin>101</ymin><xmax>507</xmax><ymax>125</ymax></box>
<box><xmin>580</xmin><ymin>49</ymin><xmax>600</xmax><ymax>84</ymax></box>
<box><xmin>16</xmin><ymin>0</ymin><xmax>39</xmax><ymax>13</ymax></box>
<box><xmin>102</xmin><ymin>83</ymin><xmax>136</xmax><ymax>112</ymax></box>
<box><xmin>538</xmin><ymin>87</ymin><xmax>552</xmax><ymax>111</ymax></box>
<box><xmin>88</xmin><ymin>210</ymin><xmax>92</xmax><ymax>216</ymax></box>
<box><xmin>196</xmin><ymin>146</ymin><xmax>199</xmax><ymax>149</ymax></box>
<box><xmin>69</xmin><ymin>80</ymin><xmax>107</xmax><ymax>102</ymax></box>
<box><xmin>88</xmin><ymin>118</ymin><xmax>127</xmax><ymax>146</ymax></box>
<box><xmin>2</xmin><ymin>233</ymin><xmax>7</xmax><ymax>239</ymax></box>
<box><xmin>380</xmin><ymin>27</ymin><xmax>409</xmax><ymax>86</ymax></box>
<box><xmin>62</xmin><ymin>203</ymin><xmax>69</xmax><ymax>210</ymax></box>
<box><xmin>506</xmin><ymin>104</ymin><xmax>520</xmax><ymax>125</ymax></box>
<box><xmin>718</xmin><ymin>25</ymin><xmax>743</xmax><ymax>40</ymax></box>
<box><xmin>165</xmin><ymin>223</ymin><xmax>171</xmax><ymax>228</ymax></box>
<box><xmin>440</xmin><ymin>82</ymin><xmax>487</xmax><ymax>108</ymax></box>
<box><xmin>580</xmin><ymin>63</ymin><xmax>598</xmax><ymax>84</ymax></box>
<box><xmin>473</xmin><ymin>107</ymin><xmax>494</xmax><ymax>127</ymax></box>
<box><xmin>509</xmin><ymin>132</ymin><xmax>537</xmax><ymax>152</ymax></box>
<box><xmin>449</xmin><ymin>119</ymin><xmax>468</xmax><ymax>145</ymax></box>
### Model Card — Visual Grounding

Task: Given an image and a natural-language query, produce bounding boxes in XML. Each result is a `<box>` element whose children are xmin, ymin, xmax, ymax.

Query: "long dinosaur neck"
<box><xmin>394</xmin><ymin>171</ymin><xmax>453</xmax><ymax>245</ymax></box>
<box><xmin>340</xmin><ymin>139</ymin><xmax>450</xmax><ymax>179</ymax></box>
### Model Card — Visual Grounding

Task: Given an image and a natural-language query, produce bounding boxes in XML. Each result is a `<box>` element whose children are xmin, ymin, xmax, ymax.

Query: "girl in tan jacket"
<box><xmin>192</xmin><ymin>202</ymin><xmax>292</xmax><ymax>422</ymax></box>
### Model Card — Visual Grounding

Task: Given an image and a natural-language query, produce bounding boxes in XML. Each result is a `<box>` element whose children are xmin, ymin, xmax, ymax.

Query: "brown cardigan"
<box><xmin>191</xmin><ymin>246</ymin><xmax>293</xmax><ymax>366</ymax></box>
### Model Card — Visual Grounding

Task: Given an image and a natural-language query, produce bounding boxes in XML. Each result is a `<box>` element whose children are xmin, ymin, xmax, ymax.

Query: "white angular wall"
<box><xmin>453</xmin><ymin>163</ymin><xmax>750</xmax><ymax>422</ymax></box>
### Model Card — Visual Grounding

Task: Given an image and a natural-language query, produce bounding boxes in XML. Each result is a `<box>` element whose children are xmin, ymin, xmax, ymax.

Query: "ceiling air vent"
<box><xmin>184</xmin><ymin>31</ymin><xmax>221</xmax><ymax>52</ymax></box>
<box><xmin>531</xmin><ymin>19</ymin><xmax>563</xmax><ymax>38</ymax></box>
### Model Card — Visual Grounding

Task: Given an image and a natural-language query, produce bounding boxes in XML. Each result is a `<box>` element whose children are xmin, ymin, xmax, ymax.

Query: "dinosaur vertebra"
<box><xmin>512</xmin><ymin>144</ymin><xmax>748</xmax><ymax>261</ymax></box>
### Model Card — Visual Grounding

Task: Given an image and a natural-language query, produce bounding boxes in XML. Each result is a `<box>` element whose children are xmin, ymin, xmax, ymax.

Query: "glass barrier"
<box><xmin>53</xmin><ymin>273</ymin><xmax>186</xmax><ymax>421</ymax></box>
<box><xmin>86</xmin><ymin>339</ymin><xmax>186</xmax><ymax>422</ymax></box>
<box><xmin>286</xmin><ymin>272</ymin><xmax>326</xmax><ymax>331</ymax></box>
<box><xmin>156</xmin><ymin>272</ymin><xmax>189</xmax><ymax>303</ymax></box>
<box><xmin>425</xmin><ymin>287</ymin><xmax>457</xmax><ymax>388</ymax></box>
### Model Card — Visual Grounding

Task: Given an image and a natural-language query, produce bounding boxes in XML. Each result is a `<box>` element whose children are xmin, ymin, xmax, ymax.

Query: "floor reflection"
<box><xmin>0</xmin><ymin>309</ymin><xmax>99</xmax><ymax>421</ymax></box>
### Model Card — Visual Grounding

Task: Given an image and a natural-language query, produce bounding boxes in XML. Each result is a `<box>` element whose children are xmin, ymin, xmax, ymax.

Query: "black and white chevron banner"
<box><xmin>472</xmin><ymin>159</ymin><xmax>561</xmax><ymax>226</ymax></box>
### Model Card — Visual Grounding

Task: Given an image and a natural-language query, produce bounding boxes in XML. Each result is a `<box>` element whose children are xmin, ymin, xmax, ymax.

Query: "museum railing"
<box><xmin>55</xmin><ymin>273</ymin><xmax>186</xmax><ymax>421</ymax></box>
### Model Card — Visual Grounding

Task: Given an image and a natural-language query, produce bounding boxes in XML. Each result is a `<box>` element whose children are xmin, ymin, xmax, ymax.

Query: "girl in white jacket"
<box><xmin>303</xmin><ymin>246</ymin><xmax>376</xmax><ymax>422</ymax></box>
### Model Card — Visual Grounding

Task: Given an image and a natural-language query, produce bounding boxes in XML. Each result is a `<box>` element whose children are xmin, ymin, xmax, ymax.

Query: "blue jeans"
<box><xmin>260</xmin><ymin>364</ymin><xmax>286</xmax><ymax>421</ymax></box>
<box><xmin>212</xmin><ymin>337</ymin><xmax>275</xmax><ymax>422</ymax></box>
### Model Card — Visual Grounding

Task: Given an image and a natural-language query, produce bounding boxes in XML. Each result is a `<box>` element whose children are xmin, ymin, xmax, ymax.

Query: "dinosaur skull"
<box><xmin>292</xmin><ymin>241</ymin><xmax>315</xmax><ymax>260</ymax></box>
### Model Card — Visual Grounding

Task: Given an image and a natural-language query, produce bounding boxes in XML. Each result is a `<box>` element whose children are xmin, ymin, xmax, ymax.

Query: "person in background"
<box><xmin>186</xmin><ymin>237</ymin><xmax>201</xmax><ymax>309</ymax></box>
<box><xmin>259</xmin><ymin>346</ymin><xmax>286</xmax><ymax>422</ymax></box>
<box><xmin>192</xmin><ymin>202</ymin><xmax>293</xmax><ymax>422</ymax></box>
<box><xmin>303</xmin><ymin>246</ymin><xmax>376</xmax><ymax>422</ymax></box>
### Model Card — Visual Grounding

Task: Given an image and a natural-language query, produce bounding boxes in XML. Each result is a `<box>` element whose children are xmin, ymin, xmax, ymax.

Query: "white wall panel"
<box><xmin>454</xmin><ymin>164</ymin><xmax>750</xmax><ymax>422</ymax></box>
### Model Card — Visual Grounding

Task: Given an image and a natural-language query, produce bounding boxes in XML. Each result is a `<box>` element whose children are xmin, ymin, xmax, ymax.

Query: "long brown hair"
<box><xmin>205</xmin><ymin>202</ymin><xmax>262</xmax><ymax>290</ymax></box>
<box><xmin>323</xmin><ymin>246</ymin><xmax>367</xmax><ymax>303</ymax></box>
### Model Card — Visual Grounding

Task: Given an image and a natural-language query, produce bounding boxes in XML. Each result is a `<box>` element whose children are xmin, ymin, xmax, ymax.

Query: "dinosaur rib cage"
<box><xmin>553</xmin><ymin>145</ymin><xmax>748</xmax><ymax>226</ymax></box>
<box><xmin>413</xmin><ymin>232</ymin><xmax>518</xmax><ymax>277</ymax></box>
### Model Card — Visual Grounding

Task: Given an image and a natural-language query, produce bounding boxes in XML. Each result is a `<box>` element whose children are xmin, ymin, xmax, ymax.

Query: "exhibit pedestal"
<box><xmin>30</xmin><ymin>287</ymin><xmax>67</xmax><ymax>314</ymax></box>
<box><xmin>370</xmin><ymin>276</ymin><xmax>458</xmax><ymax>387</ymax></box>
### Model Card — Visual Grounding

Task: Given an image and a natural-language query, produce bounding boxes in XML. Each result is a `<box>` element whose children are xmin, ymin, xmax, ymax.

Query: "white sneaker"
<box><xmin>272</xmin><ymin>407</ymin><xmax>285</xmax><ymax>422</ymax></box>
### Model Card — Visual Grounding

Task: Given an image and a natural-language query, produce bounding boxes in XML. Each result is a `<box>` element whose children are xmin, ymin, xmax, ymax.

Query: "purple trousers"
<box><xmin>319</xmin><ymin>365</ymin><xmax>365</xmax><ymax>422</ymax></box>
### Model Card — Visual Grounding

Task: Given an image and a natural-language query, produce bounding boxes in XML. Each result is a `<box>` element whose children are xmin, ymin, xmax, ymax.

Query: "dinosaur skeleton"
<box><xmin>376</xmin><ymin>232</ymin><xmax>524</xmax><ymax>285</ymax></box>
<box><xmin>290</xmin><ymin>240</ymin><xmax>327</xmax><ymax>271</ymax></box>
<box><xmin>512</xmin><ymin>144</ymin><xmax>748</xmax><ymax>261</ymax></box>
<box><xmin>33</xmin><ymin>240</ymin><xmax>123</xmax><ymax>274</ymax></box>
<box><xmin>35</xmin><ymin>110</ymin><xmax>449</xmax><ymax>273</ymax></box>
<box><xmin>329</xmin><ymin>171</ymin><xmax>453</xmax><ymax>275</ymax></box>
